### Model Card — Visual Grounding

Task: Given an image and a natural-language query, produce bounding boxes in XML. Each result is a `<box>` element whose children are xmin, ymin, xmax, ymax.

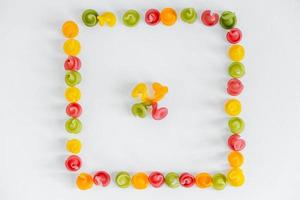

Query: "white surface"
<box><xmin>0</xmin><ymin>0</ymin><xmax>299</xmax><ymax>199</ymax></box>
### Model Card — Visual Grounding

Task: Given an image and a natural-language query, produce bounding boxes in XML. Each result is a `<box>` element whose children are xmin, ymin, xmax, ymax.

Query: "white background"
<box><xmin>0</xmin><ymin>0</ymin><xmax>299</xmax><ymax>199</ymax></box>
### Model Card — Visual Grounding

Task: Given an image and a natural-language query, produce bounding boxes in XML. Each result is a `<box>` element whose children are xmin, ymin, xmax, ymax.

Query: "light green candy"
<box><xmin>115</xmin><ymin>172</ymin><xmax>131</xmax><ymax>188</ymax></box>
<box><xmin>165</xmin><ymin>172</ymin><xmax>180</xmax><ymax>188</ymax></box>
<box><xmin>220</xmin><ymin>11</ymin><xmax>237</xmax><ymax>29</ymax></box>
<box><xmin>180</xmin><ymin>8</ymin><xmax>197</xmax><ymax>24</ymax></box>
<box><xmin>82</xmin><ymin>9</ymin><xmax>98</xmax><ymax>27</ymax></box>
<box><xmin>65</xmin><ymin>71</ymin><xmax>81</xmax><ymax>87</ymax></box>
<box><xmin>212</xmin><ymin>173</ymin><xmax>227</xmax><ymax>190</ymax></box>
<box><xmin>131</xmin><ymin>103</ymin><xmax>148</xmax><ymax>118</ymax></box>
<box><xmin>228</xmin><ymin>62</ymin><xmax>245</xmax><ymax>78</ymax></box>
<box><xmin>65</xmin><ymin>118</ymin><xmax>82</xmax><ymax>134</ymax></box>
<box><xmin>228</xmin><ymin>117</ymin><xmax>245</xmax><ymax>134</ymax></box>
<box><xmin>122</xmin><ymin>10</ymin><xmax>140</xmax><ymax>27</ymax></box>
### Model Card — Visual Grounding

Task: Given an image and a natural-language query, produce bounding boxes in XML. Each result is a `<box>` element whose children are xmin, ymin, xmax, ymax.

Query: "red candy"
<box><xmin>65</xmin><ymin>155</ymin><xmax>81</xmax><ymax>171</ymax></box>
<box><xmin>66</xmin><ymin>102</ymin><xmax>82</xmax><ymax>118</ymax></box>
<box><xmin>145</xmin><ymin>9</ymin><xmax>160</xmax><ymax>26</ymax></box>
<box><xmin>93</xmin><ymin>171</ymin><xmax>111</xmax><ymax>187</ymax></box>
<box><xmin>201</xmin><ymin>10</ymin><xmax>219</xmax><ymax>26</ymax></box>
<box><xmin>227</xmin><ymin>28</ymin><xmax>242</xmax><ymax>44</ymax></box>
<box><xmin>227</xmin><ymin>78</ymin><xmax>244</xmax><ymax>96</ymax></box>
<box><xmin>228</xmin><ymin>135</ymin><xmax>246</xmax><ymax>151</ymax></box>
<box><xmin>148</xmin><ymin>171</ymin><xmax>164</xmax><ymax>188</ymax></box>
<box><xmin>64</xmin><ymin>56</ymin><xmax>81</xmax><ymax>71</ymax></box>
<box><xmin>179</xmin><ymin>173</ymin><xmax>195</xmax><ymax>187</ymax></box>
<box><xmin>152</xmin><ymin>102</ymin><xmax>168</xmax><ymax>120</ymax></box>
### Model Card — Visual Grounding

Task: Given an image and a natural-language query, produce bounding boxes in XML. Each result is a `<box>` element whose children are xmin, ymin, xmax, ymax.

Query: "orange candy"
<box><xmin>195</xmin><ymin>173</ymin><xmax>213</xmax><ymax>188</ymax></box>
<box><xmin>160</xmin><ymin>8</ymin><xmax>177</xmax><ymax>26</ymax></box>
<box><xmin>131</xmin><ymin>172</ymin><xmax>149</xmax><ymax>189</ymax></box>
<box><xmin>76</xmin><ymin>173</ymin><xmax>93</xmax><ymax>190</ymax></box>
<box><xmin>62</xmin><ymin>21</ymin><xmax>79</xmax><ymax>38</ymax></box>
<box><xmin>228</xmin><ymin>151</ymin><xmax>244</xmax><ymax>168</ymax></box>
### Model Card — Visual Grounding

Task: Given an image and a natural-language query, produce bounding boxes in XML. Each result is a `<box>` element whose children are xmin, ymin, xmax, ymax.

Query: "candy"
<box><xmin>65</xmin><ymin>71</ymin><xmax>81</xmax><ymax>87</ymax></box>
<box><xmin>122</xmin><ymin>10</ymin><xmax>140</xmax><ymax>27</ymax></box>
<box><xmin>82</xmin><ymin>9</ymin><xmax>98</xmax><ymax>27</ymax></box>
<box><xmin>201</xmin><ymin>10</ymin><xmax>219</xmax><ymax>26</ymax></box>
<box><xmin>152</xmin><ymin>82</ymin><xmax>168</xmax><ymax>102</ymax></box>
<box><xmin>227</xmin><ymin>28</ymin><xmax>242</xmax><ymax>44</ymax></box>
<box><xmin>132</xmin><ymin>83</ymin><xmax>149</xmax><ymax>102</ymax></box>
<box><xmin>145</xmin><ymin>9</ymin><xmax>160</xmax><ymax>26</ymax></box>
<box><xmin>98</xmin><ymin>12</ymin><xmax>117</xmax><ymax>27</ymax></box>
<box><xmin>131</xmin><ymin>103</ymin><xmax>148</xmax><ymax>118</ymax></box>
<box><xmin>212</xmin><ymin>173</ymin><xmax>227</xmax><ymax>190</ymax></box>
<box><xmin>131</xmin><ymin>172</ymin><xmax>149</xmax><ymax>189</ymax></box>
<box><xmin>64</xmin><ymin>56</ymin><xmax>81</xmax><ymax>71</ymax></box>
<box><xmin>228</xmin><ymin>62</ymin><xmax>245</xmax><ymax>78</ymax></box>
<box><xmin>228</xmin><ymin>151</ymin><xmax>244</xmax><ymax>168</ymax></box>
<box><xmin>63</xmin><ymin>39</ymin><xmax>81</xmax><ymax>56</ymax></box>
<box><xmin>148</xmin><ymin>171</ymin><xmax>164</xmax><ymax>188</ymax></box>
<box><xmin>65</xmin><ymin>118</ymin><xmax>82</xmax><ymax>134</ymax></box>
<box><xmin>76</xmin><ymin>173</ymin><xmax>93</xmax><ymax>190</ymax></box>
<box><xmin>228</xmin><ymin>135</ymin><xmax>246</xmax><ymax>151</ymax></box>
<box><xmin>165</xmin><ymin>172</ymin><xmax>180</xmax><ymax>188</ymax></box>
<box><xmin>151</xmin><ymin>102</ymin><xmax>168</xmax><ymax>120</ymax></box>
<box><xmin>160</xmin><ymin>8</ymin><xmax>177</xmax><ymax>26</ymax></box>
<box><xmin>93</xmin><ymin>171</ymin><xmax>111</xmax><ymax>187</ymax></box>
<box><xmin>227</xmin><ymin>78</ymin><xmax>244</xmax><ymax>96</ymax></box>
<box><xmin>180</xmin><ymin>8</ymin><xmax>197</xmax><ymax>24</ymax></box>
<box><xmin>115</xmin><ymin>172</ymin><xmax>131</xmax><ymax>188</ymax></box>
<box><xmin>62</xmin><ymin>21</ymin><xmax>79</xmax><ymax>38</ymax></box>
<box><xmin>66</xmin><ymin>102</ymin><xmax>82</xmax><ymax>118</ymax></box>
<box><xmin>224</xmin><ymin>99</ymin><xmax>241</xmax><ymax>116</ymax></box>
<box><xmin>65</xmin><ymin>87</ymin><xmax>81</xmax><ymax>102</ymax></box>
<box><xmin>66</xmin><ymin>139</ymin><xmax>81</xmax><ymax>154</ymax></box>
<box><xmin>220</xmin><ymin>11</ymin><xmax>237</xmax><ymax>29</ymax></box>
<box><xmin>195</xmin><ymin>173</ymin><xmax>213</xmax><ymax>188</ymax></box>
<box><xmin>179</xmin><ymin>172</ymin><xmax>195</xmax><ymax>188</ymax></box>
<box><xmin>228</xmin><ymin>44</ymin><xmax>245</xmax><ymax>61</ymax></box>
<box><xmin>228</xmin><ymin>117</ymin><xmax>245</xmax><ymax>133</ymax></box>
<box><xmin>65</xmin><ymin>155</ymin><xmax>81</xmax><ymax>171</ymax></box>
<box><xmin>227</xmin><ymin>168</ymin><xmax>245</xmax><ymax>187</ymax></box>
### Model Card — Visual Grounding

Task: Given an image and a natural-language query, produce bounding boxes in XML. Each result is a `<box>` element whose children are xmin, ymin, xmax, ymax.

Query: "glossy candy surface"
<box><xmin>228</xmin><ymin>62</ymin><xmax>245</xmax><ymax>78</ymax></box>
<box><xmin>93</xmin><ymin>171</ymin><xmax>111</xmax><ymax>187</ymax></box>
<box><xmin>212</xmin><ymin>173</ymin><xmax>227</xmax><ymax>190</ymax></box>
<box><xmin>65</xmin><ymin>71</ymin><xmax>81</xmax><ymax>87</ymax></box>
<box><xmin>76</xmin><ymin>173</ymin><xmax>93</xmax><ymax>190</ymax></box>
<box><xmin>131</xmin><ymin>172</ymin><xmax>149</xmax><ymax>189</ymax></box>
<box><xmin>115</xmin><ymin>172</ymin><xmax>131</xmax><ymax>188</ymax></box>
<box><xmin>66</xmin><ymin>139</ymin><xmax>81</xmax><ymax>154</ymax></box>
<box><xmin>65</xmin><ymin>87</ymin><xmax>81</xmax><ymax>102</ymax></box>
<box><xmin>65</xmin><ymin>118</ymin><xmax>82</xmax><ymax>133</ymax></box>
<box><xmin>228</xmin><ymin>151</ymin><xmax>244</xmax><ymax>168</ymax></box>
<box><xmin>62</xmin><ymin>21</ymin><xmax>79</xmax><ymax>38</ymax></box>
<box><xmin>195</xmin><ymin>173</ymin><xmax>212</xmax><ymax>188</ymax></box>
<box><xmin>227</xmin><ymin>28</ymin><xmax>242</xmax><ymax>44</ymax></box>
<box><xmin>131</xmin><ymin>103</ymin><xmax>148</xmax><ymax>118</ymax></box>
<box><xmin>64</xmin><ymin>56</ymin><xmax>81</xmax><ymax>71</ymax></box>
<box><xmin>225</xmin><ymin>99</ymin><xmax>241</xmax><ymax>116</ymax></box>
<box><xmin>228</xmin><ymin>44</ymin><xmax>245</xmax><ymax>61</ymax></box>
<box><xmin>148</xmin><ymin>171</ymin><xmax>164</xmax><ymax>188</ymax></box>
<box><xmin>228</xmin><ymin>117</ymin><xmax>245</xmax><ymax>133</ymax></box>
<box><xmin>123</xmin><ymin>10</ymin><xmax>140</xmax><ymax>27</ymax></box>
<box><xmin>145</xmin><ymin>9</ymin><xmax>160</xmax><ymax>25</ymax></box>
<box><xmin>98</xmin><ymin>12</ymin><xmax>117</xmax><ymax>27</ymax></box>
<box><xmin>65</xmin><ymin>155</ymin><xmax>81</xmax><ymax>171</ymax></box>
<box><xmin>152</xmin><ymin>82</ymin><xmax>168</xmax><ymax>102</ymax></box>
<box><xmin>63</xmin><ymin>39</ymin><xmax>81</xmax><ymax>56</ymax></box>
<box><xmin>151</xmin><ymin>102</ymin><xmax>168</xmax><ymax>120</ymax></box>
<box><xmin>227</xmin><ymin>78</ymin><xmax>244</xmax><ymax>96</ymax></box>
<box><xmin>201</xmin><ymin>10</ymin><xmax>219</xmax><ymax>26</ymax></box>
<box><xmin>160</xmin><ymin>8</ymin><xmax>177</xmax><ymax>26</ymax></box>
<box><xmin>220</xmin><ymin>11</ymin><xmax>237</xmax><ymax>29</ymax></box>
<box><xmin>179</xmin><ymin>173</ymin><xmax>195</xmax><ymax>187</ymax></box>
<box><xmin>66</xmin><ymin>102</ymin><xmax>82</xmax><ymax>118</ymax></box>
<box><xmin>228</xmin><ymin>135</ymin><xmax>246</xmax><ymax>151</ymax></box>
<box><xmin>180</xmin><ymin>8</ymin><xmax>197</xmax><ymax>24</ymax></box>
<box><xmin>227</xmin><ymin>168</ymin><xmax>245</xmax><ymax>187</ymax></box>
<box><xmin>165</xmin><ymin>172</ymin><xmax>180</xmax><ymax>188</ymax></box>
<box><xmin>82</xmin><ymin>9</ymin><xmax>98</xmax><ymax>27</ymax></box>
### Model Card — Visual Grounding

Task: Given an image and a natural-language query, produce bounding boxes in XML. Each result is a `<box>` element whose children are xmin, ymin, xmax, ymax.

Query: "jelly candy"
<box><xmin>65</xmin><ymin>118</ymin><xmax>82</xmax><ymax>134</ymax></box>
<box><xmin>65</xmin><ymin>71</ymin><xmax>81</xmax><ymax>87</ymax></box>
<box><xmin>98</xmin><ymin>12</ymin><xmax>117</xmax><ymax>27</ymax></box>
<box><xmin>131</xmin><ymin>172</ymin><xmax>149</xmax><ymax>189</ymax></box>
<box><xmin>66</xmin><ymin>139</ymin><xmax>81</xmax><ymax>154</ymax></box>
<box><xmin>179</xmin><ymin>172</ymin><xmax>195</xmax><ymax>188</ymax></box>
<box><xmin>115</xmin><ymin>172</ymin><xmax>131</xmax><ymax>188</ymax></box>
<box><xmin>225</xmin><ymin>99</ymin><xmax>241</xmax><ymax>116</ymax></box>
<box><xmin>64</xmin><ymin>56</ymin><xmax>81</xmax><ymax>71</ymax></box>
<box><xmin>201</xmin><ymin>10</ymin><xmax>219</xmax><ymax>26</ymax></box>
<box><xmin>76</xmin><ymin>173</ymin><xmax>93</xmax><ymax>190</ymax></box>
<box><xmin>195</xmin><ymin>173</ymin><xmax>212</xmax><ymax>188</ymax></box>
<box><xmin>212</xmin><ymin>173</ymin><xmax>227</xmax><ymax>190</ymax></box>
<box><xmin>228</xmin><ymin>44</ymin><xmax>245</xmax><ymax>61</ymax></box>
<box><xmin>220</xmin><ymin>11</ymin><xmax>237</xmax><ymax>29</ymax></box>
<box><xmin>152</xmin><ymin>82</ymin><xmax>168</xmax><ymax>102</ymax></box>
<box><xmin>160</xmin><ymin>8</ymin><xmax>177</xmax><ymax>26</ymax></box>
<box><xmin>228</xmin><ymin>117</ymin><xmax>245</xmax><ymax>134</ymax></box>
<box><xmin>65</xmin><ymin>155</ymin><xmax>81</xmax><ymax>171</ymax></box>
<box><xmin>165</xmin><ymin>172</ymin><xmax>180</xmax><ymax>188</ymax></box>
<box><xmin>93</xmin><ymin>171</ymin><xmax>111</xmax><ymax>187</ymax></box>
<box><xmin>122</xmin><ymin>10</ymin><xmax>140</xmax><ymax>27</ymax></box>
<box><xmin>228</xmin><ymin>62</ymin><xmax>245</xmax><ymax>78</ymax></box>
<box><xmin>65</xmin><ymin>87</ymin><xmax>81</xmax><ymax>102</ymax></box>
<box><xmin>227</xmin><ymin>28</ymin><xmax>242</xmax><ymax>44</ymax></box>
<box><xmin>148</xmin><ymin>171</ymin><xmax>164</xmax><ymax>188</ymax></box>
<box><xmin>82</xmin><ymin>9</ymin><xmax>98</xmax><ymax>27</ymax></box>
<box><xmin>180</xmin><ymin>8</ymin><xmax>197</xmax><ymax>24</ymax></box>
<box><xmin>228</xmin><ymin>135</ymin><xmax>246</xmax><ymax>151</ymax></box>
<box><xmin>63</xmin><ymin>39</ymin><xmax>81</xmax><ymax>56</ymax></box>
<box><xmin>227</xmin><ymin>168</ymin><xmax>245</xmax><ymax>187</ymax></box>
<box><xmin>66</xmin><ymin>102</ymin><xmax>82</xmax><ymax>118</ymax></box>
<box><xmin>145</xmin><ymin>9</ymin><xmax>160</xmax><ymax>26</ymax></box>
<box><xmin>228</xmin><ymin>151</ymin><xmax>244</xmax><ymax>168</ymax></box>
<box><xmin>62</xmin><ymin>21</ymin><xmax>79</xmax><ymax>38</ymax></box>
<box><xmin>227</xmin><ymin>78</ymin><xmax>244</xmax><ymax>96</ymax></box>
<box><xmin>151</xmin><ymin>102</ymin><xmax>168</xmax><ymax>120</ymax></box>
<box><xmin>131</xmin><ymin>83</ymin><xmax>149</xmax><ymax>102</ymax></box>
<box><xmin>131</xmin><ymin>103</ymin><xmax>148</xmax><ymax>118</ymax></box>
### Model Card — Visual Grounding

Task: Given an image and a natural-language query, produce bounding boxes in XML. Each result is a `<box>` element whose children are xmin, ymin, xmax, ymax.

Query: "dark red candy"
<box><xmin>65</xmin><ymin>155</ymin><xmax>81</xmax><ymax>171</ymax></box>
<box><xmin>64</xmin><ymin>56</ymin><xmax>81</xmax><ymax>71</ymax></box>
<box><xmin>227</xmin><ymin>28</ymin><xmax>242</xmax><ymax>44</ymax></box>
<box><xmin>66</xmin><ymin>103</ymin><xmax>82</xmax><ymax>118</ymax></box>
<box><xmin>201</xmin><ymin>10</ymin><xmax>219</xmax><ymax>26</ymax></box>
<box><xmin>93</xmin><ymin>171</ymin><xmax>111</xmax><ymax>187</ymax></box>
<box><xmin>179</xmin><ymin>172</ymin><xmax>195</xmax><ymax>187</ymax></box>
<box><xmin>145</xmin><ymin>9</ymin><xmax>160</xmax><ymax>25</ymax></box>
<box><xmin>227</xmin><ymin>78</ymin><xmax>244</xmax><ymax>96</ymax></box>
<box><xmin>228</xmin><ymin>134</ymin><xmax>246</xmax><ymax>151</ymax></box>
<box><xmin>148</xmin><ymin>171</ymin><xmax>165</xmax><ymax>188</ymax></box>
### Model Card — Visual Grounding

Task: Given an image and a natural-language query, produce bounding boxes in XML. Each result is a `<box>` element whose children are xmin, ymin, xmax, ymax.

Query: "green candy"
<box><xmin>65</xmin><ymin>71</ymin><xmax>81</xmax><ymax>87</ymax></box>
<box><xmin>122</xmin><ymin>10</ymin><xmax>140</xmax><ymax>27</ymax></box>
<box><xmin>212</xmin><ymin>173</ymin><xmax>227</xmax><ymax>190</ymax></box>
<box><xmin>220</xmin><ymin>11</ymin><xmax>237</xmax><ymax>29</ymax></box>
<box><xmin>165</xmin><ymin>172</ymin><xmax>180</xmax><ymax>188</ymax></box>
<box><xmin>180</xmin><ymin>8</ymin><xmax>197</xmax><ymax>24</ymax></box>
<box><xmin>82</xmin><ymin>9</ymin><xmax>98</xmax><ymax>27</ymax></box>
<box><xmin>228</xmin><ymin>117</ymin><xmax>245</xmax><ymax>134</ymax></box>
<box><xmin>65</xmin><ymin>118</ymin><xmax>82</xmax><ymax>134</ymax></box>
<box><xmin>228</xmin><ymin>62</ymin><xmax>245</xmax><ymax>78</ymax></box>
<box><xmin>131</xmin><ymin>103</ymin><xmax>148</xmax><ymax>118</ymax></box>
<box><xmin>115</xmin><ymin>172</ymin><xmax>131</xmax><ymax>188</ymax></box>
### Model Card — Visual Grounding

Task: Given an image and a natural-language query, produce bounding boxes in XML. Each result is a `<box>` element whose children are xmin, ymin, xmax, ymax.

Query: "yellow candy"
<box><xmin>66</xmin><ymin>139</ymin><xmax>81</xmax><ymax>154</ymax></box>
<box><xmin>65</xmin><ymin>87</ymin><xmax>81</xmax><ymax>102</ymax></box>
<box><xmin>62</xmin><ymin>21</ymin><xmax>79</xmax><ymax>38</ymax></box>
<box><xmin>131</xmin><ymin>172</ymin><xmax>149</xmax><ymax>189</ymax></box>
<box><xmin>63</xmin><ymin>39</ymin><xmax>81</xmax><ymax>56</ymax></box>
<box><xmin>132</xmin><ymin>83</ymin><xmax>149</xmax><ymax>103</ymax></box>
<box><xmin>227</xmin><ymin>168</ymin><xmax>245</xmax><ymax>187</ymax></box>
<box><xmin>98</xmin><ymin>12</ymin><xmax>117</xmax><ymax>27</ymax></box>
<box><xmin>76</xmin><ymin>173</ymin><xmax>93</xmax><ymax>190</ymax></box>
<box><xmin>225</xmin><ymin>99</ymin><xmax>241</xmax><ymax>116</ymax></box>
<box><xmin>228</xmin><ymin>45</ymin><xmax>245</xmax><ymax>61</ymax></box>
<box><xmin>228</xmin><ymin>151</ymin><xmax>244</xmax><ymax>168</ymax></box>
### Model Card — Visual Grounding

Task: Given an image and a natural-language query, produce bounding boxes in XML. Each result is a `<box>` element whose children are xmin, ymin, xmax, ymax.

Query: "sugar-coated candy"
<box><xmin>195</xmin><ymin>173</ymin><xmax>212</xmax><ymax>188</ymax></box>
<box><xmin>212</xmin><ymin>173</ymin><xmax>227</xmax><ymax>190</ymax></box>
<box><xmin>82</xmin><ymin>9</ymin><xmax>98</xmax><ymax>27</ymax></box>
<box><xmin>65</xmin><ymin>155</ymin><xmax>81</xmax><ymax>171</ymax></box>
<box><xmin>201</xmin><ymin>10</ymin><xmax>219</xmax><ymax>26</ymax></box>
<box><xmin>98</xmin><ymin>12</ymin><xmax>117</xmax><ymax>27</ymax></box>
<box><xmin>228</xmin><ymin>151</ymin><xmax>244</xmax><ymax>168</ymax></box>
<box><xmin>160</xmin><ymin>8</ymin><xmax>177</xmax><ymax>26</ymax></box>
<box><xmin>225</xmin><ymin>99</ymin><xmax>241</xmax><ymax>116</ymax></box>
<box><xmin>65</xmin><ymin>71</ymin><xmax>81</xmax><ymax>87</ymax></box>
<box><xmin>66</xmin><ymin>102</ymin><xmax>82</xmax><ymax>118</ymax></box>
<box><xmin>180</xmin><ymin>8</ymin><xmax>197</xmax><ymax>24</ymax></box>
<box><xmin>228</xmin><ymin>62</ymin><xmax>245</xmax><ymax>78</ymax></box>
<box><xmin>227</xmin><ymin>78</ymin><xmax>244</xmax><ymax>96</ymax></box>
<box><xmin>227</xmin><ymin>168</ymin><xmax>245</xmax><ymax>187</ymax></box>
<box><xmin>132</xmin><ymin>103</ymin><xmax>148</xmax><ymax>118</ymax></box>
<box><xmin>165</xmin><ymin>172</ymin><xmax>180</xmax><ymax>188</ymax></box>
<box><xmin>65</xmin><ymin>118</ymin><xmax>82</xmax><ymax>134</ymax></box>
<box><xmin>228</xmin><ymin>117</ymin><xmax>245</xmax><ymax>134</ymax></box>
<box><xmin>131</xmin><ymin>172</ymin><xmax>149</xmax><ymax>189</ymax></box>
<box><xmin>63</xmin><ymin>39</ymin><xmax>81</xmax><ymax>56</ymax></box>
<box><xmin>227</xmin><ymin>28</ymin><xmax>242</xmax><ymax>44</ymax></box>
<box><xmin>151</xmin><ymin>102</ymin><xmax>168</xmax><ymax>120</ymax></box>
<box><xmin>122</xmin><ymin>10</ymin><xmax>140</xmax><ymax>27</ymax></box>
<box><xmin>228</xmin><ymin>135</ymin><xmax>246</xmax><ymax>151</ymax></box>
<box><xmin>62</xmin><ymin>21</ymin><xmax>79</xmax><ymax>38</ymax></box>
<box><xmin>148</xmin><ymin>171</ymin><xmax>164</xmax><ymax>188</ymax></box>
<box><xmin>145</xmin><ymin>9</ymin><xmax>160</xmax><ymax>26</ymax></box>
<box><xmin>115</xmin><ymin>172</ymin><xmax>131</xmax><ymax>188</ymax></box>
<box><xmin>220</xmin><ymin>11</ymin><xmax>237</xmax><ymax>29</ymax></box>
<box><xmin>152</xmin><ymin>82</ymin><xmax>168</xmax><ymax>102</ymax></box>
<box><xmin>65</xmin><ymin>87</ymin><xmax>81</xmax><ymax>102</ymax></box>
<box><xmin>228</xmin><ymin>44</ymin><xmax>245</xmax><ymax>62</ymax></box>
<box><xmin>179</xmin><ymin>172</ymin><xmax>195</xmax><ymax>188</ymax></box>
<box><xmin>64</xmin><ymin>56</ymin><xmax>81</xmax><ymax>71</ymax></box>
<box><xmin>76</xmin><ymin>173</ymin><xmax>93</xmax><ymax>190</ymax></box>
<box><xmin>66</xmin><ymin>139</ymin><xmax>81</xmax><ymax>154</ymax></box>
<box><xmin>93</xmin><ymin>171</ymin><xmax>111</xmax><ymax>187</ymax></box>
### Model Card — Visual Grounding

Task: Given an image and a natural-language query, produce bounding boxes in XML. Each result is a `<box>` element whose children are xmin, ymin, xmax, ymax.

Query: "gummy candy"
<box><xmin>131</xmin><ymin>103</ymin><xmax>148</xmax><ymax>118</ymax></box>
<box><xmin>152</xmin><ymin>82</ymin><xmax>168</xmax><ymax>102</ymax></box>
<box><xmin>82</xmin><ymin>9</ymin><xmax>98</xmax><ymax>27</ymax></box>
<box><xmin>201</xmin><ymin>10</ymin><xmax>219</xmax><ymax>26</ymax></box>
<box><xmin>131</xmin><ymin>83</ymin><xmax>149</xmax><ymax>102</ymax></box>
<box><xmin>65</xmin><ymin>87</ymin><xmax>81</xmax><ymax>102</ymax></box>
<box><xmin>228</xmin><ymin>117</ymin><xmax>245</xmax><ymax>133</ymax></box>
<box><xmin>228</xmin><ymin>151</ymin><xmax>244</xmax><ymax>168</ymax></box>
<box><xmin>225</xmin><ymin>99</ymin><xmax>241</xmax><ymax>116</ymax></box>
<box><xmin>151</xmin><ymin>102</ymin><xmax>168</xmax><ymax>120</ymax></box>
<box><xmin>160</xmin><ymin>8</ymin><xmax>177</xmax><ymax>26</ymax></box>
<box><xmin>76</xmin><ymin>173</ymin><xmax>93</xmax><ymax>190</ymax></box>
<box><xmin>145</xmin><ymin>9</ymin><xmax>160</xmax><ymax>26</ymax></box>
<box><xmin>64</xmin><ymin>56</ymin><xmax>81</xmax><ymax>71</ymax></box>
<box><xmin>123</xmin><ymin>10</ymin><xmax>140</xmax><ymax>27</ymax></box>
<box><xmin>179</xmin><ymin>172</ymin><xmax>195</xmax><ymax>187</ymax></box>
<box><xmin>62</xmin><ymin>21</ymin><xmax>79</xmax><ymax>38</ymax></box>
<box><xmin>227</xmin><ymin>78</ymin><xmax>244</xmax><ymax>96</ymax></box>
<box><xmin>180</xmin><ymin>8</ymin><xmax>197</xmax><ymax>24</ymax></box>
<box><xmin>65</xmin><ymin>71</ymin><xmax>81</xmax><ymax>87</ymax></box>
<box><xmin>195</xmin><ymin>173</ymin><xmax>212</xmax><ymax>188</ymax></box>
<box><xmin>65</xmin><ymin>118</ymin><xmax>82</xmax><ymax>134</ymax></box>
<box><xmin>228</xmin><ymin>44</ymin><xmax>245</xmax><ymax>61</ymax></box>
<box><xmin>131</xmin><ymin>172</ymin><xmax>149</xmax><ymax>189</ymax></box>
<box><xmin>165</xmin><ymin>172</ymin><xmax>180</xmax><ymax>188</ymax></box>
<box><xmin>115</xmin><ymin>172</ymin><xmax>131</xmax><ymax>188</ymax></box>
<box><xmin>148</xmin><ymin>171</ymin><xmax>164</xmax><ymax>188</ymax></box>
<box><xmin>66</xmin><ymin>139</ymin><xmax>81</xmax><ymax>154</ymax></box>
<box><xmin>93</xmin><ymin>171</ymin><xmax>111</xmax><ymax>187</ymax></box>
<box><xmin>220</xmin><ymin>11</ymin><xmax>237</xmax><ymax>29</ymax></box>
<box><xmin>212</xmin><ymin>173</ymin><xmax>227</xmax><ymax>190</ymax></box>
<box><xmin>227</xmin><ymin>168</ymin><xmax>245</xmax><ymax>187</ymax></box>
<box><xmin>227</xmin><ymin>28</ymin><xmax>242</xmax><ymax>44</ymax></box>
<box><xmin>66</xmin><ymin>102</ymin><xmax>82</xmax><ymax>118</ymax></box>
<box><xmin>65</xmin><ymin>155</ymin><xmax>81</xmax><ymax>171</ymax></box>
<box><xmin>228</xmin><ymin>62</ymin><xmax>245</xmax><ymax>78</ymax></box>
<box><xmin>228</xmin><ymin>135</ymin><xmax>246</xmax><ymax>151</ymax></box>
<box><xmin>63</xmin><ymin>39</ymin><xmax>81</xmax><ymax>56</ymax></box>
<box><xmin>98</xmin><ymin>12</ymin><xmax>117</xmax><ymax>27</ymax></box>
